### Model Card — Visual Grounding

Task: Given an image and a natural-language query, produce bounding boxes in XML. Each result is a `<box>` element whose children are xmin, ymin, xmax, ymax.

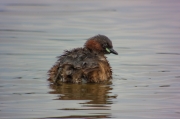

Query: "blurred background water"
<box><xmin>0</xmin><ymin>0</ymin><xmax>180</xmax><ymax>119</ymax></box>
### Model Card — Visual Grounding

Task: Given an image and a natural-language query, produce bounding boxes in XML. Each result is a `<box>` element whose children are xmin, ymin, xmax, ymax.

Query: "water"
<box><xmin>0</xmin><ymin>0</ymin><xmax>180</xmax><ymax>119</ymax></box>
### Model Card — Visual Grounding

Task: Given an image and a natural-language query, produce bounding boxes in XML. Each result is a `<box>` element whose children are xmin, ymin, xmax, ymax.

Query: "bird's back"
<box><xmin>48</xmin><ymin>48</ymin><xmax>112</xmax><ymax>83</ymax></box>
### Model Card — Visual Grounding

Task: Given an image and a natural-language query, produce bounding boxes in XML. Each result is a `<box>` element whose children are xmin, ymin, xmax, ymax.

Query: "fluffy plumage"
<box><xmin>48</xmin><ymin>34</ymin><xmax>118</xmax><ymax>84</ymax></box>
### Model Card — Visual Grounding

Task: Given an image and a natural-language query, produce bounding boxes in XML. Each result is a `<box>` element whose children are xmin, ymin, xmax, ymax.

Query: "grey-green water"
<box><xmin>0</xmin><ymin>0</ymin><xmax>180</xmax><ymax>119</ymax></box>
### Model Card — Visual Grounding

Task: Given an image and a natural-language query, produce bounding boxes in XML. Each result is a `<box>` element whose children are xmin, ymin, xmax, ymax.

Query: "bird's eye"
<box><xmin>103</xmin><ymin>43</ymin><xmax>108</xmax><ymax>48</ymax></box>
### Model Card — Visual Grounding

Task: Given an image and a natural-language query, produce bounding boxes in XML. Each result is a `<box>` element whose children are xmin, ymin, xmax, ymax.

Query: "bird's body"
<box><xmin>48</xmin><ymin>35</ymin><xmax>118</xmax><ymax>84</ymax></box>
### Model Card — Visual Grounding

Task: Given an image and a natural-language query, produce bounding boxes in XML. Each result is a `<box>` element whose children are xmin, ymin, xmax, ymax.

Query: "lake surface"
<box><xmin>0</xmin><ymin>0</ymin><xmax>180</xmax><ymax>119</ymax></box>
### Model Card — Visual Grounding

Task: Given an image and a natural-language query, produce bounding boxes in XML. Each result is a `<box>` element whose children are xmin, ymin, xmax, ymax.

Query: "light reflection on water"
<box><xmin>0</xmin><ymin>0</ymin><xmax>180</xmax><ymax>119</ymax></box>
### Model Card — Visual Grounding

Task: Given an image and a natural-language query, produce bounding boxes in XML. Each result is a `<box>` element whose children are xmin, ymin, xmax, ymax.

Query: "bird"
<box><xmin>48</xmin><ymin>34</ymin><xmax>118</xmax><ymax>84</ymax></box>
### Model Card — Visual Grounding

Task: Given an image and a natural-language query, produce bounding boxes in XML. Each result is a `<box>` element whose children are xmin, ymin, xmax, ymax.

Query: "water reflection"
<box><xmin>48</xmin><ymin>82</ymin><xmax>116</xmax><ymax>118</ymax></box>
<box><xmin>49</xmin><ymin>82</ymin><xmax>116</xmax><ymax>104</ymax></box>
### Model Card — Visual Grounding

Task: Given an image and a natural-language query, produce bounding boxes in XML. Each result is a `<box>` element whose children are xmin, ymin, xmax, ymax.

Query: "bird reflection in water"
<box><xmin>49</xmin><ymin>82</ymin><xmax>117</xmax><ymax>104</ymax></box>
<box><xmin>48</xmin><ymin>82</ymin><xmax>117</xmax><ymax>118</ymax></box>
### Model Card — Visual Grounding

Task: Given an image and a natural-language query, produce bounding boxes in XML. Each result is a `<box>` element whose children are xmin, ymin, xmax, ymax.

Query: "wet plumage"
<box><xmin>48</xmin><ymin>35</ymin><xmax>118</xmax><ymax>84</ymax></box>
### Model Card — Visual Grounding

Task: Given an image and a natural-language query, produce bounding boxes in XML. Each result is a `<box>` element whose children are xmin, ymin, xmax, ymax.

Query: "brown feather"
<box><xmin>48</xmin><ymin>34</ymin><xmax>117</xmax><ymax>84</ymax></box>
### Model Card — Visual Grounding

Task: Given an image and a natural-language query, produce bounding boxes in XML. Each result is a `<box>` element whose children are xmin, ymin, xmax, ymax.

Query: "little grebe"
<box><xmin>48</xmin><ymin>35</ymin><xmax>118</xmax><ymax>84</ymax></box>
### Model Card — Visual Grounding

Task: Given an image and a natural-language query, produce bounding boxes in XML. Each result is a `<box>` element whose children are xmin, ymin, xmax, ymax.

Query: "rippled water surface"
<box><xmin>0</xmin><ymin>0</ymin><xmax>180</xmax><ymax>119</ymax></box>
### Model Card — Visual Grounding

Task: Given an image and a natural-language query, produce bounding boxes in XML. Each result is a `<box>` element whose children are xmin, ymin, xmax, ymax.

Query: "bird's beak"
<box><xmin>106</xmin><ymin>48</ymin><xmax>118</xmax><ymax>55</ymax></box>
<box><xmin>110</xmin><ymin>48</ymin><xmax>118</xmax><ymax>55</ymax></box>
